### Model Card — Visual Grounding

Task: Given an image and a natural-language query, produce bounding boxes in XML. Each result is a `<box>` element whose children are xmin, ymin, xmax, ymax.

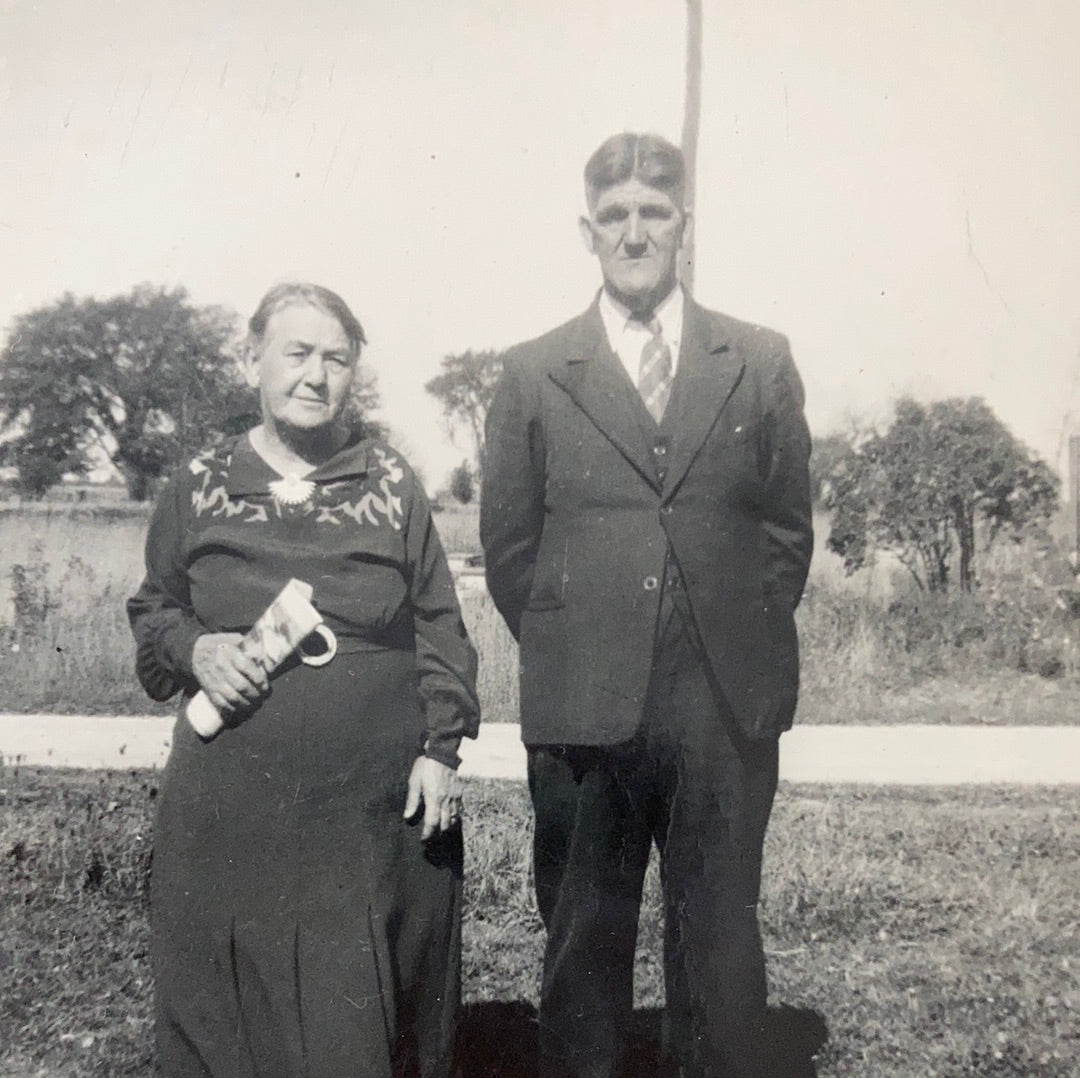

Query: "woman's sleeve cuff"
<box><xmin>423</xmin><ymin>735</ymin><xmax>463</xmax><ymax>771</ymax></box>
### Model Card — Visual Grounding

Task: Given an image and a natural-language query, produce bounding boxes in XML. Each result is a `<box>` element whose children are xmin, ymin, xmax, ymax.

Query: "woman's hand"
<box><xmin>191</xmin><ymin>633</ymin><xmax>271</xmax><ymax>718</ymax></box>
<box><xmin>403</xmin><ymin>756</ymin><xmax>461</xmax><ymax>841</ymax></box>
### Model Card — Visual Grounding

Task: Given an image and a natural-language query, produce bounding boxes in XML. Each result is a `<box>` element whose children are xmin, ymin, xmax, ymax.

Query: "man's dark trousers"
<box><xmin>527</xmin><ymin>594</ymin><xmax>779</xmax><ymax>1078</ymax></box>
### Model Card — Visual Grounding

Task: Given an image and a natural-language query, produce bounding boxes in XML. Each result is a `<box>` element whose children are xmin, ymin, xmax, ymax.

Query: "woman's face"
<box><xmin>245</xmin><ymin>302</ymin><xmax>357</xmax><ymax>434</ymax></box>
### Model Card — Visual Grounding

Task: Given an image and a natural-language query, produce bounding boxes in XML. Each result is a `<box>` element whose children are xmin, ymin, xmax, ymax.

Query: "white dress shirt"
<box><xmin>597</xmin><ymin>285</ymin><xmax>685</xmax><ymax>388</ymax></box>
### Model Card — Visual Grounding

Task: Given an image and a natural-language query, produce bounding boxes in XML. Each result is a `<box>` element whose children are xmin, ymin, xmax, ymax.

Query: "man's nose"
<box><xmin>624</xmin><ymin>212</ymin><xmax>647</xmax><ymax>249</ymax></box>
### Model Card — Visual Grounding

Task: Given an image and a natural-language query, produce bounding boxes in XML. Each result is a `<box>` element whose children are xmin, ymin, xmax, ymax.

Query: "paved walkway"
<box><xmin>2</xmin><ymin>714</ymin><xmax>1079</xmax><ymax>784</ymax></box>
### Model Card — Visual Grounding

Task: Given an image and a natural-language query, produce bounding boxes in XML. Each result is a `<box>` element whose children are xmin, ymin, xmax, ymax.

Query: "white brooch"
<box><xmin>268</xmin><ymin>475</ymin><xmax>316</xmax><ymax>507</ymax></box>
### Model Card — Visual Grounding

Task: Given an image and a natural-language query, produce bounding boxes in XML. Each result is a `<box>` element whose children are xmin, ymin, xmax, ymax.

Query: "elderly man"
<box><xmin>481</xmin><ymin>132</ymin><xmax>813</xmax><ymax>1077</ymax></box>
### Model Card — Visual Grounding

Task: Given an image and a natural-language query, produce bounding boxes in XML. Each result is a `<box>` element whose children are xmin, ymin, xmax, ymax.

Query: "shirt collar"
<box><xmin>598</xmin><ymin>284</ymin><xmax>684</xmax><ymax>350</ymax></box>
<box><xmin>225</xmin><ymin>431</ymin><xmax>371</xmax><ymax>496</ymax></box>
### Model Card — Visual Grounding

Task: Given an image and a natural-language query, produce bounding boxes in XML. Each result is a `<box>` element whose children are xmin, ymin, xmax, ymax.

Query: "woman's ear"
<box><xmin>240</xmin><ymin>339</ymin><xmax>260</xmax><ymax>389</ymax></box>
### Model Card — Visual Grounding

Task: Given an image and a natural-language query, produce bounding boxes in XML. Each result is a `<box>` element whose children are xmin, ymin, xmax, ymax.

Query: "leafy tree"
<box><xmin>0</xmin><ymin>285</ymin><xmax>252</xmax><ymax>499</ymax></box>
<box><xmin>824</xmin><ymin>397</ymin><xmax>1058</xmax><ymax>592</ymax></box>
<box><xmin>424</xmin><ymin>349</ymin><xmax>503</xmax><ymax>480</ymax></box>
<box><xmin>448</xmin><ymin>459</ymin><xmax>475</xmax><ymax>505</ymax></box>
<box><xmin>340</xmin><ymin>365</ymin><xmax>382</xmax><ymax>438</ymax></box>
<box><xmin>809</xmin><ymin>430</ymin><xmax>860</xmax><ymax>508</ymax></box>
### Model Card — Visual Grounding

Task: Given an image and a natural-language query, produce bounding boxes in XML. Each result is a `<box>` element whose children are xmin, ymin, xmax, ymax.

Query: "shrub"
<box><xmin>798</xmin><ymin>534</ymin><xmax>1080</xmax><ymax>714</ymax></box>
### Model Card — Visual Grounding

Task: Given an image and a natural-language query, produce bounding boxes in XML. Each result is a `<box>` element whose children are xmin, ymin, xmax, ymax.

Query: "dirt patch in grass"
<box><xmin>2</xmin><ymin>769</ymin><xmax>1078</xmax><ymax>1076</ymax></box>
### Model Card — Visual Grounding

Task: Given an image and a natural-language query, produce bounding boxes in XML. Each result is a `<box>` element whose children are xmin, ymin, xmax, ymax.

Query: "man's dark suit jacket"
<box><xmin>481</xmin><ymin>294</ymin><xmax>813</xmax><ymax>744</ymax></box>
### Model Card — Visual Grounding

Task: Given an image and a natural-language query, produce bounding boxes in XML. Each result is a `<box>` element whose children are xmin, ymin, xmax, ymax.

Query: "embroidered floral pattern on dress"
<box><xmin>190</xmin><ymin>457</ymin><xmax>269</xmax><ymax>523</ymax></box>
<box><xmin>188</xmin><ymin>445</ymin><xmax>406</xmax><ymax>530</ymax></box>
<box><xmin>314</xmin><ymin>448</ymin><xmax>405</xmax><ymax>531</ymax></box>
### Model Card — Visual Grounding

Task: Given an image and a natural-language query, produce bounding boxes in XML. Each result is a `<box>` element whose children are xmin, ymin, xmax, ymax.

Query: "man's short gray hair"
<box><xmin>584</xmin><ymin>133</ymin><xmax>686</xmax><ymax>208</ymax></box>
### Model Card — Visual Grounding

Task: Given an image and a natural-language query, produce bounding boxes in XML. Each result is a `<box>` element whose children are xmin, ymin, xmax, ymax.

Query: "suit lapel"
<box><xmin>548</xmin><ymin>302</ymin><xmax>659</xmax><ymax>489</ymax></box>
<box><xmin>662</xmin><ymin>300</ymin><xmax>745</xmax><ymax>497</ymax></box>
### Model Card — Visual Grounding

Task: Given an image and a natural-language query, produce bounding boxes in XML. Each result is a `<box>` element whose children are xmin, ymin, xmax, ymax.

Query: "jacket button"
<box><xmin>660</xmin><ymin>505</ymin><xmax>673</xmax><ymax>516</ymax></box>
<box><xmin>643</xmin><ymin>576</ymin><xmax>659</xmax><ymax>591</ymax></box>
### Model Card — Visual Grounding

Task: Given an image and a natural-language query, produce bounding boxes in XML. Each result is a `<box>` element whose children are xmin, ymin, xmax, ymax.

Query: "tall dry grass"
<box><xmin>796</xmin><ymin>527</ymin><xmax>1080</xmax><ymax>722</ymax></box>
<box><xmin>430</xmin><ymin>504</ymin><xmax>482</xmax><ymax>554</ymax></box>
<box><xmin>0</xmin><ymin>507</ymin><xmax>155</xmax><ymax>713</ymax></box>
<box><xmin>459</xmin><ymin>588</ymin><xmax>519</xmax><ymax>724</ymax></box>
<box><xmin>2</xmin><ymin>502</ymin><xmax>1079</xmax><ymax>722</ymax></box>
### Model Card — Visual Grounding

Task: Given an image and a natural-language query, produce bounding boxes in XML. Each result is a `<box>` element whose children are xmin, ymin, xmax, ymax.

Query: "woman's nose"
<box><xmin>301</xmin><ymin>355</ymin><xmax>327</xmax><ymax>385</ymax></box>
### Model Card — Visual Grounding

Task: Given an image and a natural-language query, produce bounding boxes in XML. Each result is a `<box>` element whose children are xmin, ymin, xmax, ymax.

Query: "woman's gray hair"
<box><xmin>247</xmin><ymin>283</ymin><xmax>367</xmax><ymax>355</ymax></box>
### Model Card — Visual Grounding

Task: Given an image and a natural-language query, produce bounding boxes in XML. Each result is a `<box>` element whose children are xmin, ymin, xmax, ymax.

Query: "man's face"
<box><xmin>580</xmin><ymin>177</ymin><xmax>687</xmax><ymax>314</ymax></box>
<box><xmin>244</xmin><ymin>302</ymin><xmax>357</xmax><ymax>434</ymax></box>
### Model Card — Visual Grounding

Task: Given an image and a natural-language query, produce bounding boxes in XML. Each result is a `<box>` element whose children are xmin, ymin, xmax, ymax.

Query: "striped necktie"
<box><xmin>637</xmin><ymin>318</ymin><xmax>673</xmax><ymax>423</ymax></box>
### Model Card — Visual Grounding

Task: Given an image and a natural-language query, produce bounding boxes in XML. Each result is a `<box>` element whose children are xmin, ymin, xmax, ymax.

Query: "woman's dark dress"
<box><xmin>127</xmin><ymin>434</ymin><xmax>479</xmax><ymax>1078</ymax></box>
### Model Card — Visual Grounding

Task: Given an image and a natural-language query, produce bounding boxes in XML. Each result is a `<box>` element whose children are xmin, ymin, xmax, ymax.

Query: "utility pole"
<box><xmin>681</xmin><ymin>0</ymin><xmax>702</xmax><ymax>295</ymax></box>
<box><xmin>1071</xmin><ymin>434</ymin><xmax>1080</xmax><ymax>568</ymax></box>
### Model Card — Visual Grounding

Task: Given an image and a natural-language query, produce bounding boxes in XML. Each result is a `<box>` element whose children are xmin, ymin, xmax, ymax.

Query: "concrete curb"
<box><xmin>3</xmin><ymin>715</ymin><xmax>1080</xmax><ymax>784</ymax></box>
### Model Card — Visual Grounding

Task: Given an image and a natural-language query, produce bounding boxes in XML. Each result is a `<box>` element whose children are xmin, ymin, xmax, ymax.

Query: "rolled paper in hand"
<box><xmin>186</xmin><ymin>579</ymin><xmax>326</xmax><ymax>740</ymax></box>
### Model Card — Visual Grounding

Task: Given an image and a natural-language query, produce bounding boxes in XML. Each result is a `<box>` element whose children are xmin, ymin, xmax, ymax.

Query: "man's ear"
<box><xmin>679</xmin><ymin>209</ymin><xmax>694</xmax><ymax>250</ymax></box>
<box><xmin>578</xmin><ymin>215</ymin><xmax>598</xmax><ymax>255</ymax></box>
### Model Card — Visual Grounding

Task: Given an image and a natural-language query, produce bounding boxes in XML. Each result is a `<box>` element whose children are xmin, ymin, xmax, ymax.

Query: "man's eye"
<box><xmin>325</xmin><ymin>355</ymin><xmax>350</xmax><ymax>368</ymax></box>
<box><xmin>640</xmin><ymin>206</ymin><xmax>673</xmax><ymax>220</ymax></box>
<box><xmin>595</xmin><ymin>209</ymin><xmax>628</xmax><ymax>225</ymax></box>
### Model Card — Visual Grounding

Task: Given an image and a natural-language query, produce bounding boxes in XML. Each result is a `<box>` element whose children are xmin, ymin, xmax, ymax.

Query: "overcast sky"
<box><xmin>2</xmin><ymin>0</ymin><xmax>1078</xmax><ymax>487</ymax></box>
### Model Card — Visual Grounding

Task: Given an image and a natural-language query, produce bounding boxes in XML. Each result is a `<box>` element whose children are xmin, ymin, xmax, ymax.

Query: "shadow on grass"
<box><xmin>455</xmin><ymin>1000</ymin><xmax>828</xmax><ymax>1077</ymax></box>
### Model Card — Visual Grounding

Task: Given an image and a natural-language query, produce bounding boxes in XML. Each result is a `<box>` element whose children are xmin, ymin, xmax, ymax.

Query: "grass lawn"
<box><xmin>2</xmin><ymin>767</ymin><xmax>1077</xmax><ymax>1076</ymax></box>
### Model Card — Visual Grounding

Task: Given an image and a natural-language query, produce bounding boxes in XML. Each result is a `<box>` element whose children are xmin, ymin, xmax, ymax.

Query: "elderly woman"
<box><xmin>128</xmin><ymin>283</ymin><xmax>479</xmax><ymax>1078</ymax></box>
